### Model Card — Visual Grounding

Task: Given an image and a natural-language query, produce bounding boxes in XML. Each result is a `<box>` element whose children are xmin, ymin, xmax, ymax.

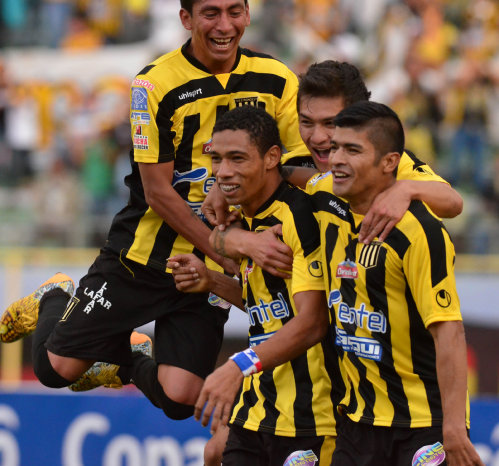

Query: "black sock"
<box><xmin>31</xmin><ymin>289</ymin><xmax>71</xmax><ymax>387</ymax></box>
<box><xmin>118</xmin><ymin>353</ymin><xmax>194</xmax><ymax>420</ymax></box>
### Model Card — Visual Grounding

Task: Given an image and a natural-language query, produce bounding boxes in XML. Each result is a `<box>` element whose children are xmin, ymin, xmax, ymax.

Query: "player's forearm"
<box><xmin>430</xmin><ymin>321</ymin><xmax>468</xmax><ymax>433</ymax></box>
<box><xmin>281</xmin><ymin>165</ymin><xmax>319</xmax><ymax>189</ymax></box>
<box><xmin>206</xmin><ymin>269</ymin><xmax>243</xmax><ymax>309</ymax></box>
<box><xmin>210</xmin><ymin>225</ymin><xmax>252</xmax><ymax>260</ymax></box>
<box><xmin>401</xmin><ymin>180</ymin><xmax>463</xmax><ymax>218</ymax></box>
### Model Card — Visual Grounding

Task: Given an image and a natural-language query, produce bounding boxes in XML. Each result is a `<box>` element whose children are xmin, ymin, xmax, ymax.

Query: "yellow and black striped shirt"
<box><xmin>105</xmin><ymin>40</ymin><xmax>308</xmax><ymax>270</ymax></box>
<box><xmin>314</xmin><ymin>191</ymin><xmax>469</xmax><ymax>428</ymax></box>
<box><xmin>230</xmin><ymin>181</ymin><xmax>337</xmax><ymax>437</ymax></box>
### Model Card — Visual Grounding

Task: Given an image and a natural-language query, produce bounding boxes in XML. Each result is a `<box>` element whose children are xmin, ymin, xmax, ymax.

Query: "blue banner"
<box><xmin>0</xmin><ymin>389</ymin><xmax>497</xmax><ymax>465</ymax></box>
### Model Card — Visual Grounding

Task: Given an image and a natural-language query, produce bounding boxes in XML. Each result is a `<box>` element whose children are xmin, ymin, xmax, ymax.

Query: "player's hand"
<box><xmin>243</xmin><ymin>224</ymin><xmax>292</xmax><ymax>279</ymax></box>
<box><xmin>202</xmin><ymin>183</ymin><xmax>230</xmax><ymax>227</ymax></box>
<box><xmin>221</xmin><ymin>256</ymin><xmax>240</xmax><ymax>277</ymax></box>
<box><xmin>168</xmin><ymin>254</ymin><xmax>211</xmax><ymax>293</ymax></box>
<box><xmin>359</xmin><ymin>181</ymin><xmax>411</xmax><ymax>244</ymax></box>
<box><xmin>194</xmin><ymin>361</ymin><xmax>243</xmax><ymax>433</ymax></box>
<box><xmin>443</xmin><ymin>426</ymin><xmax>484</xmax><ymax>465</ymax></box>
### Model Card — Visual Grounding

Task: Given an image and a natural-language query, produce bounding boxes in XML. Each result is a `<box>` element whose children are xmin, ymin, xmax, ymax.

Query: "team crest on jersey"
<box><xmin>358</xmin><ymin>241</ymin><xmax>382</xmax><ymax>269</ymax></box>
<box><xmin>336</xmin><ymin>259</ymin><xmax>358</xmax><ymax>279</ymax></box>
<box><xmin>436</xmin><ymin>289</ymin><xmax>451</xmax><ymax>308</ymax></box>
<box><xmin>131</xmin><ymin>87</ymin><xmax>148</xmax><ymax>111</ymax></box>
<box><xmin>203</xmin><ymin>138</ymin><xmax>213</xmax><ymax>154</ymax></box>
<box><xmin>243</xmin><ymin>259</ymin><xmax>254</xmax><ymax>285</ymax></box>
<box><xmin>283</xmin><ymin>449</ymin><xmax>318</xmax><ymax>466</ymax></box>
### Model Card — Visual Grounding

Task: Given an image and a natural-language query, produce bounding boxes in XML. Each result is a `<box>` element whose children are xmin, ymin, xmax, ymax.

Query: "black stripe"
<box><xmin>136</xmin><ymin>64</ymin><xmax>155</xmax><ymax>76</ymax></box>
<box><xmin>364</xmin><ymin>247</ymin><xmax>411</xmax><ymax>426</ymax></box>
<box><xmin>281</xmin><ymin>187</ymin><xmax>320</xmax><ymax>257</ymax></box>
<box><xmin>312</xmin><ymin>192</ymin><xmax>354</xmax><ymax>228</ymax></box>
<box><xmin>404</xmin><ymin>149</ymin><xmax>426</xmax><ymax>168</ymax></box>
<box><xmin>384</xmin><ymin>228</ymin><xmax>411</xmax><ymax>260</ymax></box>
<box><xmin>232</xmin><ymin>377</ymin><xmax>259</xmax><ymax>426</ymax></box>
<box><xmin>226</xmin><ymin>72</ymin><xmax>286</xmax><ymax>98</ymax></box>
<box><xmin>408</xmin><ymin>202</ymin><xmax>448</xmax><ymax>287</ymax></box>
<box><xmin>240</xmin><ymin>47</ymin><xmax>276</xmax><ymax>60</ymax></box>
<box><xmin>258</xmin><ymin>371</ymin><xmax>279</xmax><ymax>434</ymax></box>
<box><xmin>290</xmin><ymin>353</ymin><xmax>317</xmax><ymax>435</ymax></box>
<box><xmin>406</xmin><ymin>284</ymin><xmax>442</xmax><ymax>426</ymax></box>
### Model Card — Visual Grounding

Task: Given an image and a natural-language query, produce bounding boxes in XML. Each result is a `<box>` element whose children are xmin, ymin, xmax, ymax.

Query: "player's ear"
<box><xmin>265</xmin><ymin>145</ymin><xmax>281</xmax><ymax>170</ymax></box>
<box><xmin>245</xmin><ymin>3</ymin><xmax>251</xmax><ymax>26</ymax></box>
<box><xmin>382</xmin><ymin>151</ymin><xmax>400</xmax><ymax>175</ymax></box>
<box><xmin>179</xmin><ymin>8</ymin><xmax>192</xmax><ymax>30</ymax></box>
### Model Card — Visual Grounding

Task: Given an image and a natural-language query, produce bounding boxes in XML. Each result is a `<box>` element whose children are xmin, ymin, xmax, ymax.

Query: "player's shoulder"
<box><xmin>239</xmin><ymin>47</ymin><xmax>295</xmax><ymax>76</ymax></box>
<box><xmin>305</xmin><ymin>171</ymin><xmax>333</xmax><ymax>194</ymax></box>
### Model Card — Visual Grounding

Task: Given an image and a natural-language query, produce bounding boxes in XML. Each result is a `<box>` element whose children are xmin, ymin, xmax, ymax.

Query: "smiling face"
<box><xmin>298</xmin><ymin>95</ymin><xmax>345</xmax><ymax>172</ymax></box>
<box><xmin>329</xmin><ymin>125</ymin><xmax>399</xmax><ymax>213</ymax></box>
<box><xmin>211</xmin><ymin>129</ymin><xmax>281</xmax><ymax>216</ymax></box>
<box><xmin>180</xmin><ymin>0</ymin><xmax>250</xmax><ymax>74</ymax></box>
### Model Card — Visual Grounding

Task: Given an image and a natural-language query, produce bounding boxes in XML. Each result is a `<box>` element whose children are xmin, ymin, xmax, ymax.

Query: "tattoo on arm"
<box><xmin>281</xmin><ymin>166</ymin><xmax>296</xmax><ymax>182</ymax></box>
<box><xmin>213</xmin><ymin>228</ymin><xmax>228</xmax><ymax>257</ymax></box>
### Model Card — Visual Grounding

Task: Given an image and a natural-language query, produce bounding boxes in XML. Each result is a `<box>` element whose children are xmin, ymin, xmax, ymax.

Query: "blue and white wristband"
<box><xmin>230</xmin><ymin>348</ymin><xmax>262</xmax><ymax>377</ymax></box>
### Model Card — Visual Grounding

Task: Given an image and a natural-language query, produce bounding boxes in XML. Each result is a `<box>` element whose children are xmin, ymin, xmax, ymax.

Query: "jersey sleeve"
<box><xmin>281</xmin><ymin>195</ymin><xmax>325</xmax><ymax>296</ymax></box>
<box><xmin>397</xmin><ymin>150</ymin><xmax>448</xmax><ymax>183</ymax></box>
<box><xmin>129</xmin><ymin>75</ymin><xmax>174</xmax><ymax>164</ymax></box>
<box><xmin>402</xmin><ymin>215</ymin><xmax>462</xmax><ymax>327</ymax></box>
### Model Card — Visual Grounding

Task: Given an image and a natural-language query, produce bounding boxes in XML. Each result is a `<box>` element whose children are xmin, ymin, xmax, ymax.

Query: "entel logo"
<box><xmin>246</xmin><ymin>292</ymin><xmax>290</xmax><ymax>326</ymax></box>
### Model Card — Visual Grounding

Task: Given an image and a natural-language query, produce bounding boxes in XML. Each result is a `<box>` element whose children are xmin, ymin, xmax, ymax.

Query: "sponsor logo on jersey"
<box><xmin>203</xmin><ymin>138</ymin><xmax>213</xmax><ymax>154</ymax></box>
<box><xmin>243</xmin><ymin>259</ymin><xmax>254</xmax><ymax>285</ymax></box>
<box><xmin>436</xmin><ymin>289</ymin><xmax>451</xmax><ymax>308</ymax></box>
<box><xmin>308</xmin><ymin>260</ymin><xmax>323</xmax><ymax>278</ymax></box>
<box><xmin>133</xmin><ymin>126</ymin><xmax>149</xmax><ymax>149</ymax></box>
<box><xmin>283</xmin><ymin>449</ymin><xmax>318</xmax><ymax>466</ymax></box>
<box><xmin>132</xmin><ymin>78</ymin><xmax>155</xmax><ymax>90</ymax></box>
<box><xmin>208</xmin><ymin>293</ymin><xmax>231</xmax><ymax>309</ymax></box>
<box><xmin>335</xmin><ymin>327</ymin><xmax>383</xmax><ymax>361</ymax></box>
<box><xmin>246</xmin><ymin>292</ymin><xmax>290</xmax><ymax>326</ymax></box>
<box><xmin>131</xmin><ymin>87</ymin><xmax>148</xmax><ymax>111</ymax></box>
<box><xmin>130</xmin><ymin>111</ymin><xmax>151</xmax><ymax>125</ymax></box>
<box><xmin>308</xmin><ymin>171</ymin><xmax>331</xmax><ymax>186</ymax></box>
<box><xmin>82</xmin><ymin>282</ymin><xmax>112</xmax><ymax>315</ymax></box>
<box><xmin>328</xmin><ymin>199</ymin><xmax>347</xmax><ymax>217</ymax></box>
<box><xmin>249</xmin><ymin>331</ymin><xmax>276</xmax><ymax>347</ymax></box>
<box><xmin>412</xmin><ymin>442</ymin><xmax>445</xmax><ymax>466</ymax></box>
<box><xmin>329</xmin><ymin>290</ymin><xmax>387</xmax><ymax>334</ymax></box>
<box><xmin>172</xmin><ymin>167</ymin><xmax>209</xmax><ymax>187</ymax></box>
<box><xmin>358</xmin><ymin>241</ymin><xmax>382</xmax><ymax>269</ymax></box>
<box><xmin>336</xmin><ymin>259</ymin><xmax>358</xmax><ymax>279</ymax></box>
<box><xmin>178</xmin><ymin>88</ymin><xmax>202</xmax><ymax>101</ymax></box>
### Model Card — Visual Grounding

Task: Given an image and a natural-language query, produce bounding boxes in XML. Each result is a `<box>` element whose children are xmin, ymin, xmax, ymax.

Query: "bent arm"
<box><xmin>429</xmin><ymin>320</ymin><xmax>484</xmax><ymax>466</ymax></box>
<box><xmin>139</xmin><ymin>162</ymin><xmax>237</xmax><ymax>273</ymax></box>
<box><xmin>281</xmin><ymin>165</ymin><xmax>319</xmax><ymax>189</ymax></box>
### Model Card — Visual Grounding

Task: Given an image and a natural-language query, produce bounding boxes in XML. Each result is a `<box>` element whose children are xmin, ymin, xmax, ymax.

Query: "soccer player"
<box><xmin>317</xmin><ymin>100</ymin><xmax>483</xmax><ymax>466</ymax></box>
<box><xmin>0</xmin><ymin>0</ymin><xmax>308</xmax><ymax>423</ymax></box>
<box><xmin>169</xmin><ymin>105</ymin><xmax>336</xmax><ymax>465</ymax></box>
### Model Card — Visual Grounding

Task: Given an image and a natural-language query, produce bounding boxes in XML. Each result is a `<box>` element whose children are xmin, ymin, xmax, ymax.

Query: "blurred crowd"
<box><xmin>0</xmin><ymin>0</ymin><xmax>498</xmax><ymax>252</ymax></box>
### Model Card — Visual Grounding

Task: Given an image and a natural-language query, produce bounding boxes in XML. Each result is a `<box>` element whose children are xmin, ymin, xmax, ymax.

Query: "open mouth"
<box><xmin>219</xmin><ymin>183</ymin><xmax>239</xmax><ymax>193</ymax></box>
<box><xmin>211</xmin><ymin>38</ymin><xmax>233</xmax><ymax>49</ymax></box>
<box><xmin>313</xmin><ymin>148</ymin><xmax>330</xmax><ymax>161</ymax></box>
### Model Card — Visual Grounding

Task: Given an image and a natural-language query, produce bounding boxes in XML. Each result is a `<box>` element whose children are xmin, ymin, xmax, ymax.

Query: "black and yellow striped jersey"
<box><xmin>105</xmin><ymin>40</ymin><xmax>309</xmax><ymax>270</ymax></box>
<box><xmin>314</xmin><ymin>190</ymin><xmax>469</xmax><ymax>428</ymax></box>
<box><xmin>230</xmin><ymin>181</ymin><xmax>338</xmax><ymax>437</ymax></box>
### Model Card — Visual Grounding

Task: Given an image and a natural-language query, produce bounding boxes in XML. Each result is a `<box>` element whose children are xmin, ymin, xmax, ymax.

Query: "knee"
<box><xmin>157</xmin><ymin>364</ymin><xmax>203</xmax><ymax>405</ymax></box>
<box><xmin>33</xmin><ymin>352</ymin><xmax>72</xmax><ymax>389</ymax></box>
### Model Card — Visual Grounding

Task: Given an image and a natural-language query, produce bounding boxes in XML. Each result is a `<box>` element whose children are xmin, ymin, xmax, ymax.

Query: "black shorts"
<box><xmin>332</xmin><ymin>415</ymin><xmax>448</xmax><ymax>466</ymax></box>
<box><xmin>45</xmin><ymin>249</ymin><xmax>229</xmax><ymax>377</ymax></box>
<box><xmin>222</xmin><ymin>424</ymin><xmax>335</xmax><ymax>466</ymax></box>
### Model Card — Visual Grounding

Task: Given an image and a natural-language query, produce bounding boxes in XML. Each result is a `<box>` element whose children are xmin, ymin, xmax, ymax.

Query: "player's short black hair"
<box><xmin>212</xmin><ymin>106</ymin><xmax>282</xmax><ymax>157</ymax></box>
<box><xmin>334</xmin><ymin>101</ymin><xmax>405</xmax><ymax>157</ymax></box>
<box><xmin>297</xmin><ymin>60</ymin><xmax>371</xmax><ymax>111</ymax></box>
<box><xmin>180</xmin><ymin>0</ymin><xmax>248</xmax><ymax>14</ymax></box>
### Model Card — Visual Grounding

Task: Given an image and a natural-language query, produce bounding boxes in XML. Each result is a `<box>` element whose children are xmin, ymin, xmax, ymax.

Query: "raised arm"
<box><xmin>359</xmin><ymin>180</ymin><xmax>463</xmax><ymax>244</ymax></box>
<box><xmin>140</xmin><ymin>161</ymin><xmax>239</xmax><ymax>275</ymax></box>
<box><xmin>194</xmin><ymin>289</ymin><xmax>328</xmax><ymax>431</ymax></box>
<box><xmin>428</xmin><ymin>321</ymin><xmax>484</xmax><ymax>466</ymax></box>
